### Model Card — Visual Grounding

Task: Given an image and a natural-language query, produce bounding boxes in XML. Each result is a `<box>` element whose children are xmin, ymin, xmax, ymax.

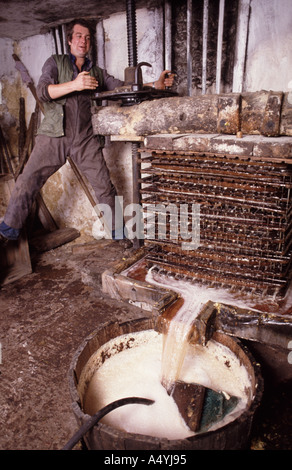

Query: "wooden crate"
<box><xmin>0</xmin><ymin>175</ymin><xmax>32</xmax><ymax>286</ymax></box>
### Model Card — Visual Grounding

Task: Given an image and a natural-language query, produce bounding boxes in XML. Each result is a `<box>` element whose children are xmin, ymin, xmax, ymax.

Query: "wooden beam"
<box><xmin>92</xmin><ymin>91</ymin><xmax>292</xmax><ymax>137</ymax></box>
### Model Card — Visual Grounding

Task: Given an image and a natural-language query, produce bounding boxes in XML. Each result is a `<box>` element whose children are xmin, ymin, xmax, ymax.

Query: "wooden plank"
<box><xmin>36</xmin><ymin>193</ymin><xmax>58</xmax><ymax>232</ymax></box>
<box><xmin>261</xmin><ymin>91</ymin><xmax>283</xmax><ymax>137</ymax></box>
<box><xmin>0</xmin><ymin>256</ymin><xmax>32</xmax><ymax>286</ymax></box>
<box><xmin>0</xmin><ymin>127</ymin><xmax>14</xmax><ymax>175</ymax></box>
<box><xmin>217</xmin><ymin>93</ymin><xmax>241</xmax><ymax>134</ymax></box>
<box><xmin>29</xmin><ymin>227</ymin><xmax>80</xmax><ymax>253</ymax></box>
<box><xmin>241</xmin><ymin>90</ymin><xmax>269</xmax><ymax>135</ymax></box>
<box><xmin>143</xmin><ymin>134</ymin><xmax>292</xmax><ymax>162</ymax></box>
<box><xmin>280</xmin><ymin>91</ymin><xmax>292</xmax><ymax>136</ymax></box>
<box><xmin>172</xmin><ymin>381</ymin><xmax>206</xmax><ymax>432</ymax></box>
<box><xmin>110</xmin><ymin>135</ymin><xmax>143</xmax><ymax>142</ymax></box>
<box><xmin>0</xmin><ymin>175</ymin><xmax>32</xmax><ymax>286</ymax></box>
<box><xmin>67</xmin><ymin>157</ymin><xmax>112</xmax><ymax>239</ymax></box>
<box><xmin>0</xmin><ymin>225</ymin><xmax>32</xmax><ymax>285</ymax></box>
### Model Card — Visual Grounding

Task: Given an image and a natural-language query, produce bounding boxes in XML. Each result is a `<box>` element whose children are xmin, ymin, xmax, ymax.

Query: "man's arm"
<box><xmin>145</xmin><ymin>70</ymin><xmax>175</xmax><ymax>90</ymax></box>
<box><xmin>37</xmin><ymin>57</ymin><xmax>99</xmax><ymax>102</ymax></box>
<box><xmin>47</xmin><ymin>71</ymin><xmax>98</xmax><ymax>99</ymax></box>
<box><xmin>101</xmin><ymin>69</ymin><xmax>174</xmax><ymax>92</ymax></box>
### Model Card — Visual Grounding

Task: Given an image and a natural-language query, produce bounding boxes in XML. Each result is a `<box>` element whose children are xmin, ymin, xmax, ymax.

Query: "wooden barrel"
<box><xmin>68</xmin><ymin>317</ymin><xmax>263</xmax><ymax>450</ymax></box>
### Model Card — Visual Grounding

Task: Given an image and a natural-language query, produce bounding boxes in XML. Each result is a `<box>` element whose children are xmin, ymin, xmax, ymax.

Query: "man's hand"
<box><xmin>154</xmin><ymin>70</ymin><xmax>175</xmax><ymax>90</ymax></box>
<box><xmin>73</xmin><ymin>71</ymin><xmax>98</xmax><ymax>91</ymax></box>
<box><xmin>48</xmin><ymin>71</ymin><xmax>98</xmax><ymax>100</ymax></box>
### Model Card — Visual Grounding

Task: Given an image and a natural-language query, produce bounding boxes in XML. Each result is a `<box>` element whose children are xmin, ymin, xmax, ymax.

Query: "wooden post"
<box><xmin>216</xmin><ymin>0</ymin><xmax>225</xmax><ymax>94</ymax></box>
<box><xmin>0</xmin><ymin>175</ymin><xmax>32</xmax><ymax>285</ymax></box>
<box><xmin>202</xmin><ymin>0</ymin><xmax>209</xmax><ymax>95</ymax></box>
<box><xmin>186</xmin><ymin>0</ymin><xmax>193</xmax><ymax>97</ymax></box>
<box><xmin>232</xmin><ymin>0</ymin><xmax>251</xmax><ymax>93</ymax></box>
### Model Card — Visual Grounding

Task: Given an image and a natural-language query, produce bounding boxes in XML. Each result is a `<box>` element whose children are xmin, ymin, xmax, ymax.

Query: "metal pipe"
<box><xmin>52</xmin><ymin>28</ymin><xmax>58</xmax><ymax>54</ymax></box>
<box><xmin>164</xmin><ymin>0</ymin><xmax>172</xmax><ymax>71</ymax></box>
<box><xmin>186</xmin><ymin>0</ymin><xmax>192</xmax><ymax>96</ymax></box>
<box><xmin>216</xmin><ymin>0</ymin><xmax>225</xmax><ymax>94</ymax></box>
<box><xmin>62</xmin><ymin>24</ymin><xmax>67</xmax><ymax>54</ymax></box>
<box><xmin>202</xmin><ymin>0</ymin><xmax>209</xmax><ymax>94</ymax></box>
<box><xmin>54</xmin><ymin>26</ymin><xmax>62</xmax><ymax>55</ymax></box>
<box><xmin>96</xmin><ymin>20</ymin><xmax>106</xmax><ymax>69</ymax></box>
<box><xmin>58</xmin><ymin>25</ymin><xmax>64</xmax><ymax>54</ymax></box>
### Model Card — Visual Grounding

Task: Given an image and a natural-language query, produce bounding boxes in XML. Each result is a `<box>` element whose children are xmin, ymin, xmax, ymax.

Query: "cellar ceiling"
<box><xmin>0</xmin><ymin>0</ymin><xmax>157</xmax><ymax>40</ymax></box>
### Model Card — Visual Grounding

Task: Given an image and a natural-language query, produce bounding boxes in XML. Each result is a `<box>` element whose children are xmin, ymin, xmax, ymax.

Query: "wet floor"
<box><xmin>0</xmin><ymin>239</ymin><xmax>291</xmax><ymax>450</ymax></box>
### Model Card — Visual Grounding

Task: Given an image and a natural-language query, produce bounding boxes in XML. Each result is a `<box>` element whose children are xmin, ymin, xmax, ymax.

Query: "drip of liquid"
<box><xmin>160</xmin><ymin>292</ymin><xmax>204</xmax><ymax>394</ymax></box>
<box><xmin>146</xmin><ymin>267</ymin><xmax>256</xmax><ymax>394</ymax></box>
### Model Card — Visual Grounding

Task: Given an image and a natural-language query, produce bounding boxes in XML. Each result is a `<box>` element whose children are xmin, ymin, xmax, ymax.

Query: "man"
<box><xmin>0</xmin><ymin>18</ymin><xmax>174</xmax><ymax>243</ymax></box>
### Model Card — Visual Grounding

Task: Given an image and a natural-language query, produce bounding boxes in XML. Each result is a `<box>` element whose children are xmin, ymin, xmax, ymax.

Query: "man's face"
<box><xmin>68</xmin><ymin>24</ymin><xmax>91</xmax><ymax>58</ymax></box>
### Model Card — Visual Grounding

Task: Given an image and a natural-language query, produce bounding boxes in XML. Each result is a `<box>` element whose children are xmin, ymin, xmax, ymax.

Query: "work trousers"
<box><xmin>4</xmin><ymin>133</ymin><xmax>117</xmax><ymax>231</ymax></box>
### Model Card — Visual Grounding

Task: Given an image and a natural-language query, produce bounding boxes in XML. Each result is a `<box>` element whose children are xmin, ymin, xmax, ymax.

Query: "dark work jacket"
<box><xmin>37</xmin><ymin>54</ymin><xmax>122</xmax><ymax>138</ymax></box>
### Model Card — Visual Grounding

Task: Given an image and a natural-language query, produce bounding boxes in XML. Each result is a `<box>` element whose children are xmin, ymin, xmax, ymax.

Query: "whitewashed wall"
<box><xmin>0</xmin><ymin>38</ymin><xmax>20</xmax><ymax>149</ymax></box>
<box><xmin>17</xmin><ymin>33</ymin><xmax>55</xmax><ymax>119</ymax></box>
<box><xmin>245</xmin><ymin>0</ymin><xmax>292</xmax><ymax>92</ymax></box>
<box><xmin>103</xmin><ymin>7</ymin><xmax>164</xmax><ymax>83</ymax></box>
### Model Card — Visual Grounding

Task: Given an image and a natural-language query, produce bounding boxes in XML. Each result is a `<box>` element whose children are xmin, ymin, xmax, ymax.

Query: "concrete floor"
<box><xmin>0</xmin><ymin>238</ymin><xmax>291</xmax><ymax>450</ymax></box>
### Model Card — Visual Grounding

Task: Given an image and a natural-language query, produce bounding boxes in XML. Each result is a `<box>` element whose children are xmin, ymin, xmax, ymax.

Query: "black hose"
<box><xmin>62</xmin><ymin>397</ymin><xmax>154</xmax><ymax>450</ymax></box>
